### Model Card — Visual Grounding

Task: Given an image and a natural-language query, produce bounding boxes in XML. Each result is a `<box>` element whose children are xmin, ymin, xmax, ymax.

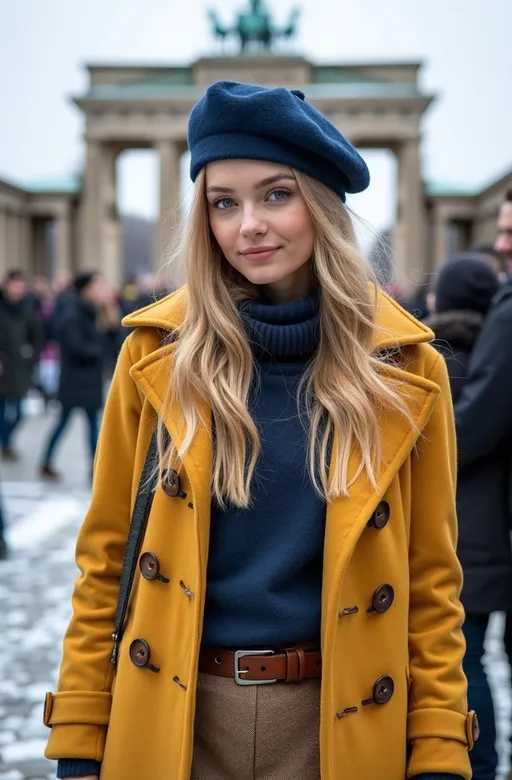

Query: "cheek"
<box><xmin>284</xmin><ymin>204</ymin><xmax>315</xmax><ymax>254</ymax></box>
<box><xmin>209</xmin><ymin>214</ymin><xmax>238</xmax><ymax>255</ymax></box>
<box><xmin>496</xmin><ymin>235</ymin><xmax>512</xmax><ymax>251</ymax></box>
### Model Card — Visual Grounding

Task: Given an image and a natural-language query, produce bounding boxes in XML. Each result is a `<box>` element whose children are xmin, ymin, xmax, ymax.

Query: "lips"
<box><xmin>241</xmin><ymin>246</ymin><xmax>280</xmax><ymax>261</ymax></box>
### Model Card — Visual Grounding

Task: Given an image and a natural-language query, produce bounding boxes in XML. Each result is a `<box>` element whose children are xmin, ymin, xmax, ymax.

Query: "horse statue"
<box><xmin>280</xmin><ymin>6</ymin><xmax>301</xmax><ymax>40</ymax></box>
<box><xmin>207</xmin><ymin>9</ymin><xmax>231</xmax><ymax>52</ymax></box>
<box><xmin>207</xmin><ymin>0</ymin><xmax>301</xmax><ymax>54</ymax></box>
<box><xmin>236</xmin><ymin>0</ymin><xmax>273</xmax><ymax>52</ymax></box>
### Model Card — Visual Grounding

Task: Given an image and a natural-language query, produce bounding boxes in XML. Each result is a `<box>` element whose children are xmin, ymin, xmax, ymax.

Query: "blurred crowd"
<box><xmin>0</xmin><ymin>270</ymin><xmax>172</xmax><ymax>556</ymax></box>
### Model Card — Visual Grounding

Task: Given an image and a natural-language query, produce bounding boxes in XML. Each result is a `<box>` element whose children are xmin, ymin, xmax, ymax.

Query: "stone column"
<box><xmin>79</xmin><ymin>140</ymin><xmax>102</xmax><ymax>272</ymax></box>
<box><xmin>6</xmin><ymin>211</ymin><xmax>19</xmax><ymax>269</ymax></box>
<box><xmin>79</xmin><ymin>141</ymin><xmax>121</xmax><ymax>286</ymax></box>
<box><xmin>432</xmin><ymin>204</ymin><xmax>449</xmax><ymax>272</ymax></box>
<box><xmin>102</xmin><ymin>147</ymin><xmax>121</xmax><ymax>287</ymax></box>
<box><xmin>18</xmin><ymin>213</ymin><xmax>33</xmax><ymax>276</ymax></box>
<box><xmin>393</xmin><ymin>139</ymin><xmax>427</xmax><ymax>282</ymax></box>
<box><xmin>0</xmin><ymin>210</ymin><xmax>7</xmax><ymax>277</ymax></box>
<box><xmin>156</xmin><ymin>140</ymin><xmax>181</xmax><ymax>281</ymax></box>
<box><xmin>32</xmin><ymin>219</ymin><xmax>48</xmax><ymax>277</ymax></box>
<box><xmin>55</xmin><ymin>207</ymin><xmax>72</xmax><ymax>278</ymax></box>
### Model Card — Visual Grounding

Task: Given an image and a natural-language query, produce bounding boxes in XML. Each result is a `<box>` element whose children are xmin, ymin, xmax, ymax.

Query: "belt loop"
<box><xmin>285</xmin><ymin>648</ymin><xmax>306</xmax><ymax>683</ymax></box>
<box><xmin>297</xmin><ymin>648</ymin><xmax>305</xmax><ymax>682</ymax></box>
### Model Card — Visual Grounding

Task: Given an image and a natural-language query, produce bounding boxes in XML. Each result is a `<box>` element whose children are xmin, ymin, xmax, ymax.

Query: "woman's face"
<box><xmin>205</xmin><ymin>159</ymin><xmax>315</xmax><ymax>302</ymax></box>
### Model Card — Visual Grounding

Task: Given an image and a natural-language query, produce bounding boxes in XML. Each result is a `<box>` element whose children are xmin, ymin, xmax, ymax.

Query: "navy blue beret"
<box><xmin>187</xmin><ymin>80</ymin><xmax>370</xmax><ymax>201</ymax></box>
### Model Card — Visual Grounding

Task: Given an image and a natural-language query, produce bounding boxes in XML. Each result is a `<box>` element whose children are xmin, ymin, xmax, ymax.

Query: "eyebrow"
<box><xmin>206</xmin><ymin>173</ymin><xmax>296</xmax><ymax>194</ymax></box>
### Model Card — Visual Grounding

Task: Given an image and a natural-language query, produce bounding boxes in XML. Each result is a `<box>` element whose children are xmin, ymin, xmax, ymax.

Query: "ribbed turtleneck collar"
<box><xmin>239</xmin><ymin>291</ymin><xmax>319</xmax><ymax>360</ymax></box>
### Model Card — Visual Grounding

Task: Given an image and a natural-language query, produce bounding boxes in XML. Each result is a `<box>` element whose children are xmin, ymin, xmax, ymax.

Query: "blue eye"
<box><xmin>268</xmin><ymin>188</ymin><xmax>291</xmax><ymax>201</ymax></box>
<box><xmin>213</xmin><ymin>197</ymin><xmax>235</xmax><ymax>210</ymax></box>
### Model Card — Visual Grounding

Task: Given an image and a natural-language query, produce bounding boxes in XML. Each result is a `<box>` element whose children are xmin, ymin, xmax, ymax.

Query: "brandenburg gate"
<box><xmin>2</xmin><ymin>1</ymin><xmax>509</xmax><ymax>286</ymax></box>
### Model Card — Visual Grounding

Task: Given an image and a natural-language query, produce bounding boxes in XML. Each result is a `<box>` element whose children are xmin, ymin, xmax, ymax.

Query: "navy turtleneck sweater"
<box><xmin>57</xmin><ymin>292</ymin><xmax>462</xmax><ymax>780</ymax></box>
<box><xmin>202</xmin><ymin>291</ymin><xmax>325</xmax><ymax>647</ymax></box>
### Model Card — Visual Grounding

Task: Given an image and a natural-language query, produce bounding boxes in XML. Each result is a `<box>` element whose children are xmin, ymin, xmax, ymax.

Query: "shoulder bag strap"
<box><xmin>110</xmin><ymin>425</ymin><xmax>159</xmax><ymax>667</ymax></box>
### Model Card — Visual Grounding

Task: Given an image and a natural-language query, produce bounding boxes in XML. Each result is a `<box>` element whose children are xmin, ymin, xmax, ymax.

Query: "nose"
<box><xmin>240</xmin><ymin>205</ymin><xmax>267</xmax><ymax>237</ymax></box>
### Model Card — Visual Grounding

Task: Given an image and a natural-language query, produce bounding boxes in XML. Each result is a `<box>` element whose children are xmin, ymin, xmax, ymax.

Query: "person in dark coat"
<box><xmin>0</xmin><ymin>269</ymin><xmax>43</xmax><ymax>460</ymax></box>
<box><xmin>40</xmin><ymin>272</ymin><xmax>106</xmax><ymax>481</ymax></box>
<box><xmin>425</xmin><ymin>254</ymin><xmax>501</xmax><ymax>780</ymax></box>
<box><xmin>453</xmin><ymin>191</ymin><xmax>512</xmax><ymax>780</ymax></box>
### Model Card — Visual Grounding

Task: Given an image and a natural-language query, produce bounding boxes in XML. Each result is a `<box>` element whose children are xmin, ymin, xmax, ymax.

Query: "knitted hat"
<box><xmin>74</xmin><ymin>272</ymin><xmax>98</xmax><ymax>293</ymax></box>
<box><xmin>435</xmin><ymin>254</ymin><xmax>499</xmax><ymax>315</ymax></box>
<box><xmin>187</xmin><ymin>80</ymin><xmax>370</xmax><ymax>201</ymax></box>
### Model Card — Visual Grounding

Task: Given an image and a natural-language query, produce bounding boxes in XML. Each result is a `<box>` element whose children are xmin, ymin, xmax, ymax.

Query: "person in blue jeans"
<box><xmin>40</xmin><ymin>273</ymin><xmax>106</xmax><ymax>481</ymax></box>
<box><xmin>0</xmin><ymin>397</ymin><xmax>23</xmax><ymax>455</ymax></box>
<box><xmin>43</xmin><ymin>407</ymin><xmax>99</xmax><ymax>478</ymax></box>
<box><xmin>0</xmin><ymin>481</ymin><xmax>7</xmax><ymax>560</ymax></box>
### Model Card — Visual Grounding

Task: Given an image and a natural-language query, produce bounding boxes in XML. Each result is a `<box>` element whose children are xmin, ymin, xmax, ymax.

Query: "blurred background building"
<box><xmin>0</xmin><ymin>0</ymin><xmax>510</xmax><ymax>288</ymax></box>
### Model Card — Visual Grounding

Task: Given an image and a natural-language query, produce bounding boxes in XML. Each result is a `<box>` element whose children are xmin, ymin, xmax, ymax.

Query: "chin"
<box><xmin>237</xmin><ymin>263</ymin><xmax>293</xmax><ymax>287</ymax></box>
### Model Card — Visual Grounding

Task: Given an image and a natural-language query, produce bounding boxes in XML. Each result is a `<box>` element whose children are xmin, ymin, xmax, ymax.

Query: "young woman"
<box><xmin>44</xmin><ymin>81</ymin><xmax>477</xmax><ymax>780</ymax></box>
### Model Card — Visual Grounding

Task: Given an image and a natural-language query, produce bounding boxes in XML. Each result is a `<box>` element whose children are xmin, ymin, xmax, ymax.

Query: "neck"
<box><xmin>261</xmin><ymin>262</ymin><xmax>314</xmax><ymax>303</ymax></box>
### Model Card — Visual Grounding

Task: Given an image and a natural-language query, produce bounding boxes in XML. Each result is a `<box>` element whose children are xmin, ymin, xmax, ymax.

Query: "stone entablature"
<box><xmin>1</xmin><ymin>54</ymin><xmax>508</xmax><ymax>285</ymax></box>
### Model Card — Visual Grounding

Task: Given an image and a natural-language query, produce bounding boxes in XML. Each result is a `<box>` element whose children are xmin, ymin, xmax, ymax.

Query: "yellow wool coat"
<box><xmin>44</xmin><ymin>286</ymin><xmax>475</xmax><ymax>780</ymax></box>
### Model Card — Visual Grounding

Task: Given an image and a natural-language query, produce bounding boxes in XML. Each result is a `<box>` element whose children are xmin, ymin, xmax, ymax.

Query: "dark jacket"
<box><xmin>57</xmin><ymin>294</ymin><xmax>104</xmax><ymax>410</ymax></box>
<box><xmin>0</xmin><ymin>291</ymin><xmax>42</xmax><ymax>398</ymax></box>
<box><xmin>451</xmin><ymin>276</ymin><xmax>512</xmax><ymax>613</ymax></box>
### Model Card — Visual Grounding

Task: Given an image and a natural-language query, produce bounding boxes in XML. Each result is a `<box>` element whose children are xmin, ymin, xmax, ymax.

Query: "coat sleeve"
<box><xmin>454</xmin><ymin>306</ymin><xmax>512</xmax><ymax>468</ymax></box>
<box><xmin>44</xmin><ymin>334</ymin><xmax>143</xmax><ymax>761</ymax></box>
<box><xmin>406</xmin><ymin>353</ymin><xmax>472</xmax><ymax>780</ymax></box>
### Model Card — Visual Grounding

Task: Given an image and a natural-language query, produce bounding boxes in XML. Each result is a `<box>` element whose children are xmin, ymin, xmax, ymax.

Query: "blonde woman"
<box><xmin>44</xmin><ymin>81</ymin><xmax>477</xmax><ymax>780</ymax></box>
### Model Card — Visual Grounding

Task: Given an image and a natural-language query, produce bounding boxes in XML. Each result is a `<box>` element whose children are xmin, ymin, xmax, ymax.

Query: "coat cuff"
<box><xmin>407</xmin><ymin>737</ymin><xmax>471</xmax><ymax>780</ymax></box>
<box><xmin>44</xmin><ymin>691</ymin><xmax>112</xmax><ymax>726</ymax></box>
<box><xmin>407</xmin><ymin>709</ymin><xmax>468</xmax><ymax>744</ymax></box>
<box><xmin>57</xmin><ymin>758</ymin><xmax>101</xmax><ymax>778</ymax></box>
<box><xmin>44</xmin><ymin>691</ymin><xmax>112</xmax><ymax>762</ymax></box>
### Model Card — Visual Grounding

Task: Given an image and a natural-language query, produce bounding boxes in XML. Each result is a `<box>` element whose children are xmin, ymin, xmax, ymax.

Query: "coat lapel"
<box><xmin>322</xmin><ymin>362</ymin><xmax>440</xmax><ymax>596</ymax></box>
<box><xmin>124</xmin><ymin>287</ymin><xmax>213</xmax><ymax>513</ymax></box>
<box><xmin>128</xmin><ymin>339</ymin><xmax>213</xmax><ymax>548</ymax></box>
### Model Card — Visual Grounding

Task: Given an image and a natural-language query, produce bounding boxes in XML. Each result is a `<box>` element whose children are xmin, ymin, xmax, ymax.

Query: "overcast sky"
<box><xmin>1</xmin><ymin>0</ymin><xmax>511</xmax><ymax>245</ymax></box>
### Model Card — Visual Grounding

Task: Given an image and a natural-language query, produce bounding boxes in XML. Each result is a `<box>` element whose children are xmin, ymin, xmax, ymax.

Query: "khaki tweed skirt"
<box><xmin>191</xmin><ymin>671</ymin><xmax>321</xmax><ymax>780</ymax></box>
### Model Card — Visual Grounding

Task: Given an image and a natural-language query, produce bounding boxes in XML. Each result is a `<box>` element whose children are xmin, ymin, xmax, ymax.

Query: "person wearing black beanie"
<box><xmin>427</xmin><ymin>255</ymin><xmax>504</xmax><ymax>780</ymax></box>
<box><xmin>425</xmin><ymin>254</ymin><xmax>499</xmax><ymax>400</ymax></box>
<box><xmin>451</xmin><ymin>191</ymin><xmax>512</xmax><ymax>780</ymax></box>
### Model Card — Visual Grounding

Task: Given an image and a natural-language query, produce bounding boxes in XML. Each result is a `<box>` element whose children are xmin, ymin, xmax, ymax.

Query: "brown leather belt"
<box><xmin>199</xmin><ymin>646</ymin><xmax>322</xmax><ymax>685</ymax></box>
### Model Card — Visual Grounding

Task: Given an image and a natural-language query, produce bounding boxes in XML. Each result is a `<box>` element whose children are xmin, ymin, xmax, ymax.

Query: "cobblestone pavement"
<box><xmin>0</xmin><ymin>401</ymin><xmax>511</xmax><ymax>779</ymax></box>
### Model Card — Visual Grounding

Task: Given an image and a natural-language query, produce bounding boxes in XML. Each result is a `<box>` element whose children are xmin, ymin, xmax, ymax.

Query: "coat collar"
<box><xmin>123</xmin><ymin>284</ymin><xmax>435</xmax><ymax>351</ymax></box>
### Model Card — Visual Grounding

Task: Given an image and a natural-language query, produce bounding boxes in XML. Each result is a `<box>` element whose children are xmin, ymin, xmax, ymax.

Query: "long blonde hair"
<box><xmin>159</xmin><ymin>168</ymin><xmax>410</xmax><ymax>507</ymax></box>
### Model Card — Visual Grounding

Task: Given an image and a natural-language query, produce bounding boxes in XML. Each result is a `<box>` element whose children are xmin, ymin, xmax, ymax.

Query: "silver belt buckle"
<box><xmin>234</xmin><ymin>649</ymin><xmax>277</xmax><ymax>686</ymax></box>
